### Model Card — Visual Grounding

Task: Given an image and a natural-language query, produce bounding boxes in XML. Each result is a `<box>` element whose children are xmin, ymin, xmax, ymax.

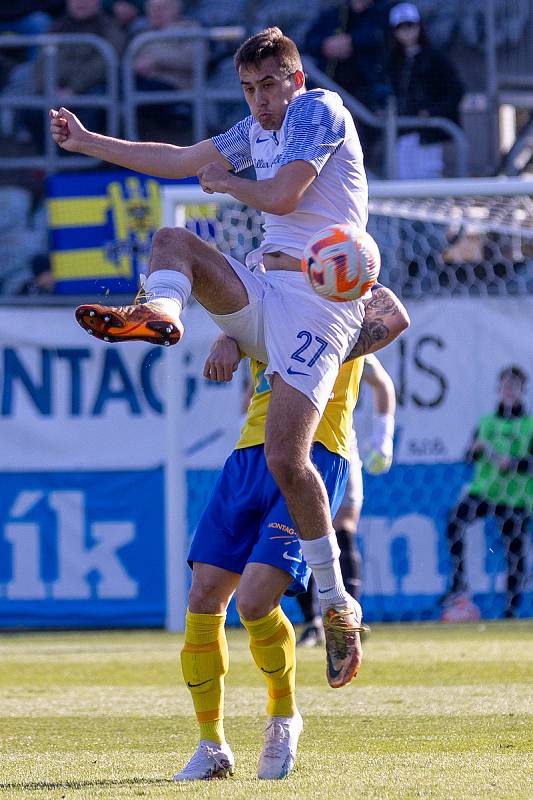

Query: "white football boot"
<box><xmin>172</xmin><ymin>740</ymin><xmax>234</xmax><ymax>781</ymax></box>
<box><xmin>257</xmin><ymin>710</ymin><xmax>303</xmax><ymax>779</ymax></box>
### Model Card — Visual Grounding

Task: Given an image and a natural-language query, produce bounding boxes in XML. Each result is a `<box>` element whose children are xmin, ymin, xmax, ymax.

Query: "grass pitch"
<box><xmin>1</xmin><ymin>622</ymin><xmax>532</xmax><ymax>800</ymax></box>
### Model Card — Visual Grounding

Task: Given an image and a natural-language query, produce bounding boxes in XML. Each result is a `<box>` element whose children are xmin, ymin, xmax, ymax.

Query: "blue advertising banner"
<box><xmin>0</xmin><ymin>469</ymin><xmax>165</xmax><ymax>627</ymax></box>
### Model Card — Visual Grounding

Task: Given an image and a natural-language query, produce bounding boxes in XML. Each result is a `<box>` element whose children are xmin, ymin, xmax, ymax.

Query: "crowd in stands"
<box><xmin>0</xmin><ymin>0</ymin><xmax>530</xmax><ymax>294</ymax></box>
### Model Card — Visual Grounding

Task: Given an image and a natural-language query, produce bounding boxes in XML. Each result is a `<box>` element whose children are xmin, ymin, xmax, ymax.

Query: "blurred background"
<box><xmin>0</xmin><ymin>0</ymin><xmax>531</xmax><ymax>630</ymax></box>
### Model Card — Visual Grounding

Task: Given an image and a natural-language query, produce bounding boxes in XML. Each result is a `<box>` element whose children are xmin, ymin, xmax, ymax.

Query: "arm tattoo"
<box><xmin>345</xmin><ymin>287</ymin><xmax>408</xmax><ymax>362</ymax></box>
<box><xmin>348</xmin><ymin>317</ymin><xmax>390</xmax><ymax>359</ymax></box>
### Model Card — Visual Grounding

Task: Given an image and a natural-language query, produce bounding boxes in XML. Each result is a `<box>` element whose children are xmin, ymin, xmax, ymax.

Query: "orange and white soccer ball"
<box><xmin>302</xmin><ymin>224</ymin><xmax>381</xmax><ymax>302</ymax></box>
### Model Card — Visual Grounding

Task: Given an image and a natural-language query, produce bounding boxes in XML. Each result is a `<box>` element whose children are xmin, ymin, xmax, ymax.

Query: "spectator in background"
<box><xmin>441</xmin><ymin>366</ymin><xmax>532</xmax><ymax>621</ymax></box>
<box><xmin>304</xmin><ymin>0</ymin><xmax>390</xmax><ymax>112</ymax></box>
<box><xmin>134</xmin><ymin>0</ymin><xmax>199</xmax><ymax>91</ymax></box>
<box><xmin>103</xmin><ymin>0</ymin><xmax>145</xmax><ymax>35</ymax></box>
<box><xmin>14</xmin><ymin>0</ymin><xmax>125</xmax><ymax>151</ymax></box>
<box><xmin>304</xmin><ymin>0</ymin><xmax>390</xmax><ymax>158</ymax></box>
<box><xmin>133</xmin><ymin>0</ymin><xmax>201</xmax><ymax>142</ymax></box>
<box><xmin>37</xmin><ymin>0</ymin><xmax>126</xmax><ymax>98</ymax></box>
<box><xmin>387</xmin><ymin>2</ymin><xmax>464</xmax><ymax>179</ymax></box>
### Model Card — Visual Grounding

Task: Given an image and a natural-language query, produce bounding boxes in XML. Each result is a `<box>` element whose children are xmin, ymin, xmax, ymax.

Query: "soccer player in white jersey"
<box><xmin>50</xmin><ymin>27</ymin><xmax>370</xmax><ymax>691</ymax></box>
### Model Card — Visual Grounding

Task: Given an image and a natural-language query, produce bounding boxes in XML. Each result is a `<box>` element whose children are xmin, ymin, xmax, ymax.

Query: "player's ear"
<box><xmin>293</xmin><ymin>70</ymin><xmax>305</xmax><ymax>89</ymax></box>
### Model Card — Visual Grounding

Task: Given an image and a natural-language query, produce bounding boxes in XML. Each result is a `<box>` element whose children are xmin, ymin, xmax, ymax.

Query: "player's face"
<box><xmin>239</xmin><ymin>57</ymin><xmax>302</xmax><ymax>131</ymax></box>
<box><xmin>499</xmin><ymin>373</ymin><xmax>525</xmax><ymax>406</ymax></box>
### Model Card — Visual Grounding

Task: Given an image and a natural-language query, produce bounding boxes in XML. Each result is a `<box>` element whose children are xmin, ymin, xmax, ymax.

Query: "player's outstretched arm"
<box><xmin>49</xmin><ymin>107</ymin><xmax>230</xmax><ymax>179</ymax></box>
<box><xmin>345</xmin><ymin>285</ymin><xmax>410</xmax><ymax>362</ymax></box>
<box><xmin>203</xmin><ymin>334</ymin><xmax>242</xmax><ymax>382</ymax></box>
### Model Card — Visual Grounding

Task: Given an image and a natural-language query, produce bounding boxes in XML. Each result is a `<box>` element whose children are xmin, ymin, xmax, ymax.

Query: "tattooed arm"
<box><xmin>345</xmin><ymin>285</ymin><xmax>410</xmax><ymax>362</ymax></box>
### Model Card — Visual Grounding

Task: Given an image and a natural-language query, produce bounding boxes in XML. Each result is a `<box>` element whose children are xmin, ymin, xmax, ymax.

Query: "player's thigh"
<box><xmin>247</xmin><ymin>444</ymin><xmax>349</xmax><ymax>602</ymax></box>
<box><xmin>264</xmin><ymin>373</ymin><xmax>320</xmax><ymax>466</ymax></box>
<box><xmin>189</xmin><ymin>562</ymin><xmax>240</xmax><ymax>614</ymax></box>
<box><xmin>262</xmin><ymin>271</ymin><xmax>363</xmax><ymax>415</ymax></box>
<box><xmin>237</xmin><ymin>562</ymin><xmax>293</xmax><ymax>621</ymax></box>
<box><xmin>152</xmin><ymin>226</ymin><xmax>250</xmax><ymax>315</ymax></box>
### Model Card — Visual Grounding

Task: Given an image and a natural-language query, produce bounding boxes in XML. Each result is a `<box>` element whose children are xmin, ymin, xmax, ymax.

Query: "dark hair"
<box><xmin>234</xmin><ymin>27</ymin><xmax>302</xmax><ymax>75</ymax></box>
<box><xmin>499</xmin><ymin>365</ymin><xmax>528</xmax><ymax>385</ymax></box>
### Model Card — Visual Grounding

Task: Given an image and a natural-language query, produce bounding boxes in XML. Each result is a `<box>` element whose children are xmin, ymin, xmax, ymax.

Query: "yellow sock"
<box><xmin>241</xmin><ymin>606</ymin><xmax>296</xmax><ymax>718</ymax></box>
<box><xmin>180</xmin><ymin>609</ymin><xmax>228</xmax><ymax>744</ymax></box>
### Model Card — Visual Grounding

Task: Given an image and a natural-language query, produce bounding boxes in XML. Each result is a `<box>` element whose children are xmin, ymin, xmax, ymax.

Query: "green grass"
<box><xmin>1</xmin><ymin>622</ymin><xmax>532</xmax><ymax>799</ymax></box>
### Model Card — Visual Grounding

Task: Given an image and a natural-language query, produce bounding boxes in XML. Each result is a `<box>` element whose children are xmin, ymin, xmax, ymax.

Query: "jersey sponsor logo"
<box><xmin>268</xmin><ymin>522</ymin><xmax>298</xmax><ymax>536</ymax></box>
<box><xmin>282</xmin><ymin>551</ymin><xmax>301</xmax><ymax>563</ymax></box>
<box><xmin>253</xmin><ymin>154</ymin><xmax>283</xmax><ymax>170</ymax></box>
<box><xmin>286</xmin><ymin>366</ymin><xmax>310</xmax><ymax>377</ymax></box>
<box><xmin>256</xmin><ymin>136</ymin><xmax>270</xmax><ymax>143</ymax></box>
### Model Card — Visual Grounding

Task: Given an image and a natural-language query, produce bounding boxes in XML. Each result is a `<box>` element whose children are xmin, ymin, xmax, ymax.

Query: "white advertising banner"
<box><xmin>355</xmin><ymin>296</ymin><xmax>533</xmax><ymax>464</ymax></box>
<box><xmin>0</xmin><ymin>303</ymin><xmax>242</xmax><ymax>472</ymax></box>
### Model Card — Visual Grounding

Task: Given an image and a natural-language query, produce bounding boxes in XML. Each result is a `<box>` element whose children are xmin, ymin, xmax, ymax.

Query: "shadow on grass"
<box><xmin>0</xmin><ymin>777</ymin><xmax>171</xmax><ymax>791</ymax></box>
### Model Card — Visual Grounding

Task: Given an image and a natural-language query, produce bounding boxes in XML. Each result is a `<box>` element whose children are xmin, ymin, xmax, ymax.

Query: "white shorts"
<box><xmin>340</xmin><ymin>429</ymin><xmax>363</xmax><ymax>510</ymax></box>
<box><xmin>208</xmin><ymin>255</ymin><xmax>364</xmax><ymax>415</ymax></box>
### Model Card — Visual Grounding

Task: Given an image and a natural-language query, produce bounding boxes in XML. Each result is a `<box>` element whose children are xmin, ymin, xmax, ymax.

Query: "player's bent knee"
<box><xmin>188</xmin><ymin>582</ymin><xmax>228</xmax><ymax>615</ymax></box>
<box><xmin>151</xmin><ymin>225</ymin><xmax>192</xmax><ymax>251</ymax></box>
<box><xmin>236</xmin><ymin>591</ymin><xmax>277</xmax><ymax>621</ymax></box>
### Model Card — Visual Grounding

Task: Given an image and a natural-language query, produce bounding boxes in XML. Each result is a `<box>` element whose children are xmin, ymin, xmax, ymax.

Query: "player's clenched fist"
<box><xmin>49</xmin><ymin>107</ymin><xmax>86</xmax><ymax>152</ymax></box>
<box><xmin>203</xmin><ymin>334</ymin><xmax>241</xmax><ymax>382</ymax></box>
<box><xmin>197</xmin><ymin>161</ymin><xmax>233</xmax><ymax>195</ymax></box>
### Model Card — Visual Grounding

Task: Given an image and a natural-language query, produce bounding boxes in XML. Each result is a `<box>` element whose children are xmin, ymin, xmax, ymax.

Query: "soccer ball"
<box><xmin>301</xmin><ymin>224</ymin><xmax>381</xmax><ymax>302</ymax></box>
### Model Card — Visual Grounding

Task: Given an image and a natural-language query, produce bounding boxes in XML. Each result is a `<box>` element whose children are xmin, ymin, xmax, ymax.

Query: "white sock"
<box><xmin>299</xmin><ymin>533</ymin><xmax>348</xmax><ymax>611</ymax></box>
<box><xmin>144</xmin><ymin>269</ymin><xmax>191</xmax><ymax>314</ymax></box>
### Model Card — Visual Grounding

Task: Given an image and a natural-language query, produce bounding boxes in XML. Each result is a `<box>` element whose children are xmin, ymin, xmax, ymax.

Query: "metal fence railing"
<box><xmin>0</xmin><ymin>34</ymin><xmax>119</xmax><ymax>173</ymax></box>
<box><xmin>302</xmin><ymin>59</ymin><xmax>468</xmax><ymax>179</ymax></box>
<box><xmin>1</xmin><ymin>28</ymin><xmax>469</xmax><ymax>178</ymax></box>
<box><xmin>485</xmin><ymin>0</ymin><xmax>533</xmax><ymax>93</ymax></box>
<box><xmin>122</xmin><ymin>26</ymin><xmax>245</xmax><ymax>143</ymax></box>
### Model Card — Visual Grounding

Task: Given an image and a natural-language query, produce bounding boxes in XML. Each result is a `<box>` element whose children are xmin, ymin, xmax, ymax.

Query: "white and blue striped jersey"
<box><xmin>212</xmin><ymin>89</ymin><xmax>368</xmax><ymax>267</ymax></box>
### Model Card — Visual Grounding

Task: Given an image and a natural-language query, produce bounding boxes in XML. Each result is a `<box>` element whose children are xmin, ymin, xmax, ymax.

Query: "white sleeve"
<box><xmin>278</xmin><ymin>92</ymin><xmax>346</xmax><ymax>174</ymax></box>
<box><xmin>211</xmin><ymin>116</ymin><xmax>254</xmax><ymax>173</ymax></box>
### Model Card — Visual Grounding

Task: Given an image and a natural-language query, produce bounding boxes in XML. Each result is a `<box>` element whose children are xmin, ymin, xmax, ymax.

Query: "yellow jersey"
<box><xmin>236</xmin><ymin>358</ymin><xmax>364</xmax><ymax>461</ymax></box>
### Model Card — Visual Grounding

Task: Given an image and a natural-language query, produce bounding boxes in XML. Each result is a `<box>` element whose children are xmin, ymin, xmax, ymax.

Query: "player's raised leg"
<box><xmin>265</xmin><ymin>375</ymin><xmax>367</xmax><ymax>688</ymax></box>
<box><xmin>237</xmin><ymin>563</ymin><xmax>303</xmax><ymax>780</ymax></box>
<box><xmin>174</xmin><ymin>563</ymin><xmax>239</xmax><ymax>781</ymax></box>
<box><xmin>75</xmin><ymin>227</ymin><xmax>249</xmax><ymax>346</ymax></box>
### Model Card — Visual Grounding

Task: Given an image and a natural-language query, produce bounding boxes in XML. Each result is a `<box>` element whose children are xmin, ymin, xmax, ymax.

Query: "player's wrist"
<box><xmin>371</xmin><ymin>413</ymin><xmax>394</xmax><ymax>453</ymax></box>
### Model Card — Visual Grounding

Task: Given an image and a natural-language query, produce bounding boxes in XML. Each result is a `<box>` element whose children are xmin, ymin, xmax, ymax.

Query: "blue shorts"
<box><xmin>188</xmin><ymin>443</ymin><xmax>349</xmax><ymax>595</ymax></box>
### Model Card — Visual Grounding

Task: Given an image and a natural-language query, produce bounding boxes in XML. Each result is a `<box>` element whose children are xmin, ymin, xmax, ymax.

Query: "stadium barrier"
<box><xmin>0</xmin><ymin>33</ymin><xmax>119</xmax><ymax>172</ymax></box>
<box><xmin>0</xmin><ymin>30</ymin><xmax>468</xmax><ymax>177</ymax></box>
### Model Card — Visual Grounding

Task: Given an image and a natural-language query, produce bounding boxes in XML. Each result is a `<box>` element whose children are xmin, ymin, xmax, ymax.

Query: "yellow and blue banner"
<box><xmin>47</xmin><ymin>172</ymin><xmax>196</xmax><ymax>295</ymax></box>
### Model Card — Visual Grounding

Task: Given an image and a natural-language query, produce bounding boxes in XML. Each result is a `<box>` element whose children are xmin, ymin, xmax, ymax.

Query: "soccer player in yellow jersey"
<box><xmin>176</xmin><ymin>285</ymin><xmax>409</xmax><ymax>780</ymax></box>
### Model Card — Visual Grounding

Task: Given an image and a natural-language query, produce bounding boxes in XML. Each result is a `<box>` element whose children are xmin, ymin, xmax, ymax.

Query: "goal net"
<box><xmin>161</xmin><ymin>178</ymin><xmax>533</xmax><ymax>628</ymax></box>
